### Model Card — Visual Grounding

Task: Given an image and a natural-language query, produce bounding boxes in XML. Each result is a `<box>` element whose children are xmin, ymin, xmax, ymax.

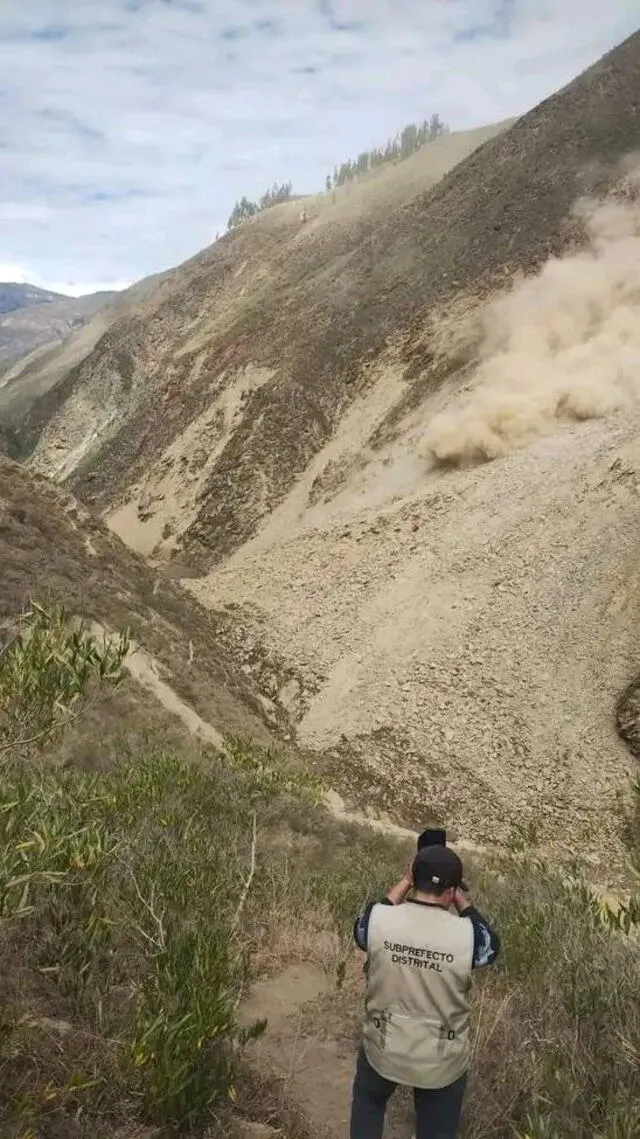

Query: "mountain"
<box><xmin>0</xmin><ymin>282</ymin><xmax>115</xmax><ymax>373</ymax></box>
<box><xmin>0</xmin><ymin>282</ymin><xmax>66</xmax><ymax>314</ymax></box>
<box><xmin>0</xmin><ymin>273</ymin><xmax>165</xmax><ymax>428</ymax></box>
<box><xmin>0</xmin><ymin>119</ymin><xmax>510</xmax><ymax>465</ymax></box>
<box><xmin>5</xmin><ymin>30</ymin><xmax>640</xmax><ymax>851</ymax></box>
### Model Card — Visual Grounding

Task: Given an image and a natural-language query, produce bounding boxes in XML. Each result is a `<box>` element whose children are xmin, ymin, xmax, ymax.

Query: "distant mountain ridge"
<box><xmin>0</xmin><ymin>282</ymin><xmax>115</xmax><ymax>372</ymax></box>
<box><xmin>0</xmin><ymin>282</ymin><xmax>66</xmax><ymax>315</ymax></box>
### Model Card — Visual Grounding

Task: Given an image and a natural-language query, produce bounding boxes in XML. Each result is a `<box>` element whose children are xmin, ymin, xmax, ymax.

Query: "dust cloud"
<box><xmin>421</xmin><ymin>174</ymin><xmax>640</xmax><ymax>466</ymax></box>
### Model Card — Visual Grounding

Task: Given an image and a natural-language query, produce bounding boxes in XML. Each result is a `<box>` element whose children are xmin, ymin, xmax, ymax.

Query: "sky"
<box><xmin>0</xmin><ymin>1</ymin><xmax>637</xmax><ymax>297</ymax></box>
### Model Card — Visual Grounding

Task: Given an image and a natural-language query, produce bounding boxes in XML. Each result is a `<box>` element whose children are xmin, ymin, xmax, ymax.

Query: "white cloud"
<box><xmin>0</xmin><ymin>260</ymin><xmax>131</xmax><ymax>297</ymax></box>
<box><xmin>0</xmin><ymin>0</ymin><xmax>637</xmax><ymax>292</ymax></box>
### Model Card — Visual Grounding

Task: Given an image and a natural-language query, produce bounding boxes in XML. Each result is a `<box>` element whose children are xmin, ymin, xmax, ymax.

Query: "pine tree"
<box><xmin>400</xmin><ymin>123</ymin><xmax>418</xmax><ymax>158</ymax></box>
<box><xmin>227</xmin><ymin>181</ymin><xmax>294</xmax><ymax>230</ymax></box>
<box><xmin>429</xmin><ymin>113</ymin><xmax>446</xmax><ymax>140</ymax></box>
<box><xmin>324</xmin><ymin>112</ymin><xmax>449</xmax><ymax>190</ymax></box>
<box><xmin>227</xmin><ymin>196</ymin><xmax>259</xmax><ymax>229</ymax></box>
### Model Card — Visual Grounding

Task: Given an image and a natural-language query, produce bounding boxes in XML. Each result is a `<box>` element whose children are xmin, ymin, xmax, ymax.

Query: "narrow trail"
<box><xmin>324</xmin><ymin>788</ymin><xmax>488</xmax><ymax>856</ymax></box>
<box><xmin>124</xmin><ymin>638</ymin><xmax>486</xmax><ymax>854</ymax></box>
<box><xmin>125</xmin><ymin>643</ymin><xmax>225</xmax><ymax>750</ymax></box>
<box><xmin>124</xmin><ymin>645</ymin><xmax>419</xmax><ymax>1136</ymax></box>
<box><xmin>123</xmin><ymin>641</ymin><xmax>630</xmax><ymax>900</ymax></box>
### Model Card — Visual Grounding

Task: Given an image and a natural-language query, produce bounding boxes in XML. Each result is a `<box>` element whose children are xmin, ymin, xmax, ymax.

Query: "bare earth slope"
<box><xmin>15</xmin><ymin>31</ymin><xmax>640</xmax><ymax>854</ymax></box>
<box><xmin>22</xmin><ymin>33</ymin><xmax>640</xmax><ymax>577</ymax></box>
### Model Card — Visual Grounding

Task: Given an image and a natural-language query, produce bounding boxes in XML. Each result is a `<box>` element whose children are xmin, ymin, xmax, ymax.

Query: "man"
<box><xmin>350</xmin><ymin>844</ymin><xmax>500</xmax><ymax>1139</ymax></box>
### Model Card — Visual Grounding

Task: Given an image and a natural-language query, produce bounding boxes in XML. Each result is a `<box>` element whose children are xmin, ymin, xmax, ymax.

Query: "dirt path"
<box><xmin>239</xmin><ymin>964</ymin><xmax>414</xmax><ymax>1139</ymax></box>
<box><xmin>124</xmin><ymin>639</ymin><xmax>485</xmax><ymax>858</ymax></box>
<box><xmin>123</xmin><ymin>643</ymin><xmax>630</xmax><ymax>893</ymax></box>
<box><xmin>125</xmin><ymin>643</ymin><xmax>225</xmax><ymax>749</ymax></box>
<box><xmin>120</xmin><ymin>646</ymin><xmax>450</xmax><ymax>1135</ymax></box>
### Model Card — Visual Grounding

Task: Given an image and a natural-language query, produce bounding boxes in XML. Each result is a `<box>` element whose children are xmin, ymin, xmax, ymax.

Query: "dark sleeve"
<box><xmin>459</xmin><ymin>904</ymin><xmax>500</xmax><ymax>968</ymax></box>
<box><xmin>353</xmin><ymin>898</ymin><xmax>394</xmax><ymax>951</ymax></box>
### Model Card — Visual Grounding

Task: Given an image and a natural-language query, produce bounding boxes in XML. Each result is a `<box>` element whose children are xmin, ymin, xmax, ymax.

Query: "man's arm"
<box><xmin>353</xmin><ymin>865</ymin><xmax>413</xmax><ymax>951</ymax></box>
<box><xmin>453</xmin><ymin>890</ymin><xmax>500</xmax><ymax>968</ymax></box>
<box><xmin>385</xmin><ymin>865</ymin><xmax>413</xmax><ymax>905</ymax></box>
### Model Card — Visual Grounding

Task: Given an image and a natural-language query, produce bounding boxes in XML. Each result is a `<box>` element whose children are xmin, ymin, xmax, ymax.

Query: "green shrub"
<box><xmin>0</xmin><ymin>743</ymin><xmax>319</xmax><ymax>1133</ymax></box>
<box><xmin>1</xmin><ymin>605</ymin><xmax>638</xmax><ymax>1138</ymax></box>
<box><xmin>0</xmin><ymin>606</ymin><xmax>314</xmax><ymax>1134</ymax></box>
<box><xmin>0</xmin><ymin>603</ymin><xmax>129</xmax><ymax>756</ymax></box>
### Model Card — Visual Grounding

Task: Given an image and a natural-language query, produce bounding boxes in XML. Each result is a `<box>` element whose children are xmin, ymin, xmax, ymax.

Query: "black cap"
<box><xmin>417</xmin><ymin>827</ymin><xmax>447</xmax><ymax>850</ymax></box>
<box><xmin>412</xmin><ymin>845</ymin><xmax>468</xmax><ymax>892</ymax></box>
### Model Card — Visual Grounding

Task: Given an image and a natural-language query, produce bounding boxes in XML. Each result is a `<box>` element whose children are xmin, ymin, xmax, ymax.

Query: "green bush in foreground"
<box><xmin>0</xmin><ymin>745</ymin><xmax>317</xmax><ymax>1135</ymax></box>
<box><xmin>0</xmin><ymin>603</ymin><xmax>129</xmax><ymax>756</ymax></box>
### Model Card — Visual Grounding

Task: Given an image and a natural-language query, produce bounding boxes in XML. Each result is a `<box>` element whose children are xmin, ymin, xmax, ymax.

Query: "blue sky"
<box><xmin>0</xmin><ymin>1</ymin><xmax>637</xmax><ymax>295</ymax></box>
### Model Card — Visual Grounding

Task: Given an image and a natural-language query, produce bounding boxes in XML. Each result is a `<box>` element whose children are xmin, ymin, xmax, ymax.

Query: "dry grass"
<box><xmin>2</xmin><ymin>743</ymin><xmax>639</xmax><ymax>1139</ymax></box>
<box><xmin>465</xmin><ymin>857</ymin><xmax>640</xmax><ymax>1138</ymax></box>
<box><xmin>0</xmin><ymin>738</ymin><xmax>326</xmax><ymax>1137</ymax></box>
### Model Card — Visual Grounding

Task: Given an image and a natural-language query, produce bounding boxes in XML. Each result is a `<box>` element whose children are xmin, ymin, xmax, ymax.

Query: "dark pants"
<box><xmin>350</xmin><ymin>1046</ymin><xmax>467</xmax><ymax>1139</ymax></box>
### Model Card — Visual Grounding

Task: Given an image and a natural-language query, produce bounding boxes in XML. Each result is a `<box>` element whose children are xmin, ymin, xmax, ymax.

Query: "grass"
<box><xmin>466</xmin><ymin>857</ymin><xmax>640</xmax><ymax>1139</ymax></box>
<box><xmin>0</xmin><ymin>606</ymin><xmax>639</xmax><ymax>1138</ymax></box>
<box><xmin>622</xmin><ymin>775</ymin><xmax>640</xmax><ymax>873</ymax></box>
<box><xmin>0</xmin><ymin>607</ymin><xmax>322</xmax><ymax>1136</ymax></box>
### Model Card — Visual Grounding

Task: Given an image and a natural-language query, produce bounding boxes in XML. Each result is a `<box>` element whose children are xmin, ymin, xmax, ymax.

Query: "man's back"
<box><xmin>363</xmin><ymin>900</ymin><xmax>475</xmax><ymax>1089</ymax></box>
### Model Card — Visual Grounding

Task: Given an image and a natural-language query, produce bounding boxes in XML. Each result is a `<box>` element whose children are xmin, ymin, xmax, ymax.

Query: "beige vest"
<box><xmin>362</xmin><ymin>901</ymin><xmax>474</xmax><ymax>1089</ymax></box>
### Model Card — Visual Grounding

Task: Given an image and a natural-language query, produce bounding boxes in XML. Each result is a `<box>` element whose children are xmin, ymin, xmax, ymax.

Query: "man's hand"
<box><xmin>452</xmin><ymin>889</ymin><xmax>471</xmax><ymax>913</ymax></box>
<box><xmin>385</xmin><ymin>861</ymin><xmax>414</xmax><ymax>905</ymax></box>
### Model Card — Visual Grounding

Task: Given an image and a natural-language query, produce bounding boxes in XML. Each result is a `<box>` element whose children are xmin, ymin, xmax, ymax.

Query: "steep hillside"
<box><xmin>11</xmin><ymin>30</ymin><xmax>640</xmax><ymax>854</ymax></box>
<box><xmin>0</xmin><ymin>456</ymin><xmax>274</xmax><ymax>755</ymax></box>
<box><xmin>0</xmin><ymin>285</ymin><xmax>114</xmax><ymax>372</ymax></box>
<box><xmin>18</xmin><ymin>34</ymin><xmax>639</xmax><ymax>575</ymax></box>
<box><xmin>15</xmin><ymin>118</ymin><xmax>511</xmax><ymax>497</ymax></box>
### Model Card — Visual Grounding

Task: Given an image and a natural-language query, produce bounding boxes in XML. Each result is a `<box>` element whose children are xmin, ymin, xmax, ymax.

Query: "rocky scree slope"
<box><xmin>17</xmin><ymin>32</ymin><xmax>640</xmax><ymax>577</ymax></box>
